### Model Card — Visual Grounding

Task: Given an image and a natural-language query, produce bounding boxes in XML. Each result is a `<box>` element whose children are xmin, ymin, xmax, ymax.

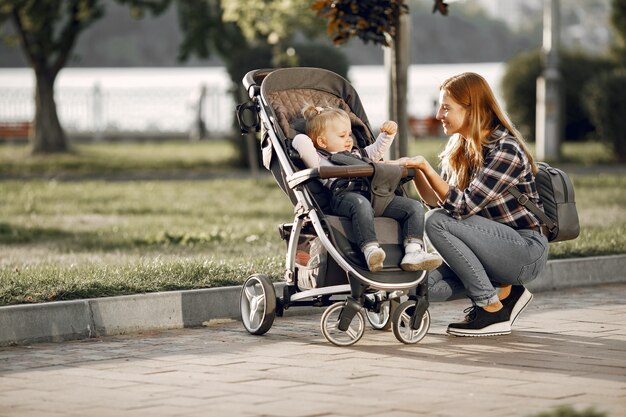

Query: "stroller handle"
<box><xmin>287</xmin><ymin>165</ymin><xmax>416</xmax><ymax>189</ymax></box>
<box><xmin>318</xmin><ymin>165</ymin><xmax>416</xmax><ymax>179</ymax></box>
<box><xmin>243</xmin><ymin>69</ymin><xmax>274</xmax><ymax>98</ymax></box>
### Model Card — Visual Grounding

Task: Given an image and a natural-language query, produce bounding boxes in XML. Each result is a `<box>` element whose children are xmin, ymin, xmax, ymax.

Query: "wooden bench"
<box><xmin>0</xmin><ymin>121</ymin><xmax>32</xmax><ymax>141</ymax></box>
<box><xmin>408</xmin><ymin>116</ymin><xmax>443</xmax><ymax>139</ymax></box>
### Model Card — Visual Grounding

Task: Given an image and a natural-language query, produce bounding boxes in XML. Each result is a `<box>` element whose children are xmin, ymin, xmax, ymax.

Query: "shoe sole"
<box><xmin>400</xmin><ymin>257</ymin><xmax>443</xmax><ymax>272</ymax></box>
<box><xmin>446</xmin><ymin>321</ymin><xmax>512</xmax><ymax>337</ymax></box>
<box><xmin>510</xmin><ymin>289</ymin><xmax>533</xmax><ymax>325</ymax></box>
<box><xmin>368</xmin><ymin>251</ymin><xmax>385</xmax><ymax>272</ymax></box>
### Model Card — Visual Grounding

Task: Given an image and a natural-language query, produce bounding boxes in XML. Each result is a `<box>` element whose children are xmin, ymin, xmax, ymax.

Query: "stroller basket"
<box><xmin>237</xmin><ymin>67</ymin><xmax>431</xmax><ymax>346</ymax></box>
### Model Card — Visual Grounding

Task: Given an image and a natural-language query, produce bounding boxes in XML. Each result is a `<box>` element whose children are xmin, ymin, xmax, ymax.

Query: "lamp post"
<box><xmin>536</xmin><ymin>0</ymin><xmax>562</xmax><ymax>161</ymax></box>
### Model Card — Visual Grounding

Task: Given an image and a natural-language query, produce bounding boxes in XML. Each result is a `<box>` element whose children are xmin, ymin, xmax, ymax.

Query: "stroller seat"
<box><xmin>237</xmin><ymin>67</ymin><xmax>431</xmax><ymax>346</ymax></box>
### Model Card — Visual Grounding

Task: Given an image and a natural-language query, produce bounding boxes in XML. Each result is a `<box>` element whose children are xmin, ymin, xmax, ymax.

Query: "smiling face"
<box><xmin>317</xmin><ymin>116</ymin><xmax>353</xmax><ymax>152</ymax></box>
<box><xmin>436</xmin><ymin>90</ymin><xmax>469</xmax><ymax>138</ymax></box>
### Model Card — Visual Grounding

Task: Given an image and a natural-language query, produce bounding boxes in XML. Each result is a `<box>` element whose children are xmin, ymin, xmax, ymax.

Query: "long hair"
<box><xmin>438</xmin><ymin>72</ymin><xmax>537</xmax><ymax>189</ymax></box>
<box><xmin>302</xmin><ymin>105</ymin><xmax>350</xmax><ymax>148</ymax></box>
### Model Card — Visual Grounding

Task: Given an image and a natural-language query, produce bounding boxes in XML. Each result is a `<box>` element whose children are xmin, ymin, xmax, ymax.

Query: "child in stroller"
<box><xmin>237</xmin><ymin>67</ymin><xmax>434</xmax><ymax>346</ymax></box>
<box><xmin>292</xmin><ymin>105</ymin><xmax>442</xmax><ymax>273</ymax></box>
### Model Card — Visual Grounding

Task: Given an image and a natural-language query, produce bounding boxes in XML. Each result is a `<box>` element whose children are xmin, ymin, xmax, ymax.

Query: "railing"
<box><xmin>0</xmin><ymin>84</ymin><xmax>234</xmax><ymax>139</ymax></box>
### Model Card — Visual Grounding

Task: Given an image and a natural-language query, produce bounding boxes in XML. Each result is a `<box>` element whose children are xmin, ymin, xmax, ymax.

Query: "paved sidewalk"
<box><xmin>1</xmin><ymin>283</ymin><xmax>625</xmax><ymax>417</ymax></box>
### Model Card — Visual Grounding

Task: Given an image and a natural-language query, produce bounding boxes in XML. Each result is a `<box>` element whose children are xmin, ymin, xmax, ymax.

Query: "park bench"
<box><xmin>0</xmin><ymin>121</ymin><xmax>31</xmax><ymax>141</ymax></box>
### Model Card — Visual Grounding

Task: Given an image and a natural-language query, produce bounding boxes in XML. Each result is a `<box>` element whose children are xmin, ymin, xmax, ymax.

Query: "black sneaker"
<box><xmin>447</xmin><ymin>305</ymin><xmax>511</xmax><ymax>337</ymax></box>
<box><xmin>501</xmin><ymin>286</ymin><xmax>533</xmax><ymax>325</ymax></box>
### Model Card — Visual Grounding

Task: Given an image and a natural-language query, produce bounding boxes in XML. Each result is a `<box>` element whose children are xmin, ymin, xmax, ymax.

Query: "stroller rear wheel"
<box><xmin>321</xmin><ymin>302</ymin><xmax>366</xmax><ymax>346</ymax></box>
<box><xmin>391</xmin><ymin>300</ymin><xmax>430</xmax><ymax>344</ymax></box>
<box><xmin>240</xmin><ymin>274</ymin><xmax>276</xmax><ymax>335</ymax></box>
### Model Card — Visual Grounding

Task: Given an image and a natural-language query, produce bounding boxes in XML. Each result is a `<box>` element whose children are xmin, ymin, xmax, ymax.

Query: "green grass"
<box><xmin>0</xmin><ymin>139</ymin><xmax>623</xmax><ymax>306</ymax></box>
<box><xmin>0</xmin><ymin>140</ymin><xmax>239</xmax><ymax>177</ymax></box>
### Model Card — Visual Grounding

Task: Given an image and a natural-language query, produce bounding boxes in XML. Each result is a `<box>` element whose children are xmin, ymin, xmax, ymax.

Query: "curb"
<box><xmin>1</xmin><ymin>254</ymin><xmax>625</xmax><ymax>346</ymax></box>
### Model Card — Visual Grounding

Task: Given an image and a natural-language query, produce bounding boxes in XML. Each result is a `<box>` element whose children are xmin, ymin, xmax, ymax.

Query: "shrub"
<box><xmin>501</xmin><ymin>49</ymin><xmax>614</xmax><ymax>141</ymax></box>
<box><xmin>292</xmin><ymin>43</ymin><xmax>350</xmax><ymax>79</ymax></box>
<box><xmin>583</xmin><ymin>69</ymin><xmax>626</xmax><ymax>161</ymax></box>
<box><xmin>526</xmin><ymin>405</ymin><xmax>606</xmax><ymax>417</ymax></box>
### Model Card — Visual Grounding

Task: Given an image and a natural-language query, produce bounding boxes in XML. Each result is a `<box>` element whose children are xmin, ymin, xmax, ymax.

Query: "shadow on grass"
<box><xmin>0</xmin><ymin>222</ymin><xmax>77</xmax><ymax>244</ymax></box>
<box><xmin>0</xmin><ymin>222</ymin><xmax>196</xmax><ymax>251</ymax></box>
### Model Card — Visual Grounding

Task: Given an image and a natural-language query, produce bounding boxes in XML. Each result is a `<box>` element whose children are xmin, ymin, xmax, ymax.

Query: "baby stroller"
<box><xmin>236</xmin><ymin>67</ymin><xmax>431</xmax><ymax>346</ymax></box>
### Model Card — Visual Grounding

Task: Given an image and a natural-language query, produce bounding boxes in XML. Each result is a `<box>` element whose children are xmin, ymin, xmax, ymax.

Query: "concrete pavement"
<box><xmin>1</xmin><ymin>282</ymin><xmax>625</xmax><ymax>417</ymax></box>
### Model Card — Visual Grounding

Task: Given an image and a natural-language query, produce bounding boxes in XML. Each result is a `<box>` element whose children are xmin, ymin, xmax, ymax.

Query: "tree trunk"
<box><xmin>395</xmin><ymin>13</ymin><xmax>410</xmax><ymax>159</ymax></box>
<box><xmin>31</xmin><ymin>69</ymin><xmax>68</xmax><ymax>154</ymax></box>
<box><xmin>386</xmin><ymin>12</ymin><xmax>409</xmax><ymax>159</ymax></box>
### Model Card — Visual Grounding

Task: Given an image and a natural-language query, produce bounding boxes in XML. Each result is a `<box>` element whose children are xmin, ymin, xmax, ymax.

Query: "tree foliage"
<box><xmin>584</xmin><ymin>70</ymin><xmax>626</xmax><ymax>160</ymax></box>
<box><xmin>611</xmin><ymin>0</ymin><xmax>626</xmax><ymax>64</ymax></box>
<box><xmin>311</xmin><ymin>0</ymin><xmax>409</xmax><ymax>46</ymax></box>
<box><xmin>0</xmin><ymin>0</ymin><xmax>170</xmax><ymax>153</ymax></box>
<box><xmin>311</xmin><ymin>0</ymin><xmax>447</xmax><ymax>46</ymax></box>
<box><xmin>222</xmin><ymin>0</ymin><xmax>323</xmax><ymax>43</ymax></box>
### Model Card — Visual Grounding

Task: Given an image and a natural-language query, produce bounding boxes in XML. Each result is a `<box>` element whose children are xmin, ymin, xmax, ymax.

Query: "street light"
<box><xmin>536</xmin><ymin>0</ymin><xmax>562</xmax><ymax>161</ymax></box>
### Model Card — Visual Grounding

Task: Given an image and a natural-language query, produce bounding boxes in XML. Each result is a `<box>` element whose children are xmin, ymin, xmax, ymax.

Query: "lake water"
<box><xmin>0</xmin><ymin>63</ymin><xmax>504</xmax><ymax>134</ymax></box>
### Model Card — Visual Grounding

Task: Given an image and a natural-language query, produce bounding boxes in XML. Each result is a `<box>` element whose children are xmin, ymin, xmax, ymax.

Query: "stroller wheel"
<box><xmin>240</xmin><ymin>274</ymin><xmax>276</xmax><ymax>335</ymax></box>
<box><xmin>391</xmin><ymin>300</ymin><xmax>430</xmax><ymax>344</ymax></box>
<box><xmin>320</xmin><ymin>302</ymin><xmax>366</xmax><ymax>346</ymax></box>
<box><xmin>365</xmin><ymin>299</ymin><xmax>392</xmax><ymax>331</ymax></box>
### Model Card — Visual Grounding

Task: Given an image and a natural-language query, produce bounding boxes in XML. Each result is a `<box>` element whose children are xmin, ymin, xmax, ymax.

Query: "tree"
<box><xmin>311</xmin><ymin>0</ymin><xmax>448</xmax><ymax>158</ymax></box>
<box><xmin>174</xmin><ymin>0</ymin><xmax>344</xmax><ymax>168</ymax></box>
<box><xmin>0</xmin><ymin>0</ymin><xmax>169</xmax><ymax>154</ymax></box>
<box><xmin>611</xmin><ymin>0</ymin><xmax>626</xmax><ymax>65</ymax></box>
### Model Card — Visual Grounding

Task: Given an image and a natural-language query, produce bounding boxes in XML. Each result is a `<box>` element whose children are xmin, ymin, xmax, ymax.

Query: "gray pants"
<box><xmin>425</xmin><ymin>208</ymin><xmax>549</xmax><ymax>307</ymax></box>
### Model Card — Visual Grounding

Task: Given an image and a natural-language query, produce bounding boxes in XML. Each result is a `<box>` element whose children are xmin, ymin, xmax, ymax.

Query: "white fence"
<box><xmin>0</xmin><ymin>84</ymin><xmax>233</xmax><ymax>137</ymax></box>
<box><xmin>0</xmin><ymin>64</ymin><xmax>504</xmax><ymax>139</ymax></box>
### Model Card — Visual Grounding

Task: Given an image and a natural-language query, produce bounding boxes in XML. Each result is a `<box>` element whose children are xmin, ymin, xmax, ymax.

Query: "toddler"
<box><xmin>292</xmin><ymin>105</ymin><xmax>442</xmax><ymax>272</ymax></box>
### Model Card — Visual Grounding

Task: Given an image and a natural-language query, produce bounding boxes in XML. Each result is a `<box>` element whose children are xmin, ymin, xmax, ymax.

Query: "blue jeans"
<box><xmin>425</xmin><ymin>208</ymin><xmax>549</xmax><ymax>307</ymax></box>
<box><xmin>331</xmin><ymin>192</ymin><xmax>425</xmax><ymax>249</ymax></box>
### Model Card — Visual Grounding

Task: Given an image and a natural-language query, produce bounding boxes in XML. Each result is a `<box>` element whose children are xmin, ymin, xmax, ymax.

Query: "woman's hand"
<box><xmin>400</xmin><ymin>155</ymin><xmax>428</xmax><ymax>170</ymax></box>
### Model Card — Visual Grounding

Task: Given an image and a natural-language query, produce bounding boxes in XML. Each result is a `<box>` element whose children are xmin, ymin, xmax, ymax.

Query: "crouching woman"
<box><xmin>401</xmin><ymin>72</ymin><xmax>549</xmax><ymax>337</ymax></box>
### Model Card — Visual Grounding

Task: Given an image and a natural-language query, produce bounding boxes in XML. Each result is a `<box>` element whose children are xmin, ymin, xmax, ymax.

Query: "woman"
<box><xmin>401</xmin><ymin>72</ymin><xmax>549</xmax><ymax>337</ymax></box>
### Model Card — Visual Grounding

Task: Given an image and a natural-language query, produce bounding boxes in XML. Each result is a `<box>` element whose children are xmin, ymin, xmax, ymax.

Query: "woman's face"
<box><xmin>436</xmin><ymin>90</ymin><xmax>469</xmax><ymax>138</ymax></box>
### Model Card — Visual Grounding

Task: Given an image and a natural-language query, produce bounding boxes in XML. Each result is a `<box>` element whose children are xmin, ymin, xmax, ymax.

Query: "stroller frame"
<box><xmin>237</xmin><ymin>67</ymin><xmax>431</xmax><ymax>346</ymax></box>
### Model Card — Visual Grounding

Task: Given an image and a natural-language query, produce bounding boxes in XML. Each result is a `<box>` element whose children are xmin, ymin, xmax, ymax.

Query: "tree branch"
<box><xmin>10</xmin><ymin>7</ymin><xmax>38</xmax><ymax>69</ymax></box>
<box><xmin>51</xmin><ymin>0</ymin><xmax>83</xmax><ymax>76</ymax></box>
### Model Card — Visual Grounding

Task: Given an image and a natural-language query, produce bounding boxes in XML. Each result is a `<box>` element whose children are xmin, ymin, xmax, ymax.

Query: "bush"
<box><xmin>526</xmin><ymin>405</ymin><xmax>606</xmax><ymax>417</ymax></box>
<box><xmin>225</xmin><ymin>42</ymin><xmax>350</xmax><ymax>86</ymax></box>
<box><xmin>224</xmin><ymin>42</ymin><xmax>350</xmax><ymax>167</ymax></box>
<box><xmin>583</xmin><ymin>69</ymin><xmax>626</xmax><ymax>161</ymax></box>
<box><xmin>292</xmin><ymin>43</ymin><xmax>350</xmax><ymax>79</ymax></box>
<box><xmin>501</xmin><ymin>49</ymin><xmax>614</xmax><ymax>141</ymax></box>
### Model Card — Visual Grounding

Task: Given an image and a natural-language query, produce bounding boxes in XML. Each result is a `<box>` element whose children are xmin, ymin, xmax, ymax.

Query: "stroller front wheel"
<box><xmin>240</xmin><ymin>274</ymin><xmax>276</xmax><ymax>335</ymax></box>
<box><xmin>321</xmin><ymin>302</ymin><xmax>366</xmax><ymax>346</ymax></box>
<box><xmin>391</xmin><ymin>300</ymin><xmax>430</xmax><ymax>344</ymax></box>
<box><xmin>364</xmin><ymin>298</ymin><xmax>392</xmax><ymax>331</ymax></box>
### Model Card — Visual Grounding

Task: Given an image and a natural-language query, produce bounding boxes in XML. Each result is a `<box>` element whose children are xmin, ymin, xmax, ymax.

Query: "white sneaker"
<box><xmin>400</xmin><ymin>251</ymin><xmax>443</xmax><ymax>271</ymax></box>
<box><xmin>364</xmin><ymin>246</ymin><xmax>386</xmax><ymax>272</ymax></box>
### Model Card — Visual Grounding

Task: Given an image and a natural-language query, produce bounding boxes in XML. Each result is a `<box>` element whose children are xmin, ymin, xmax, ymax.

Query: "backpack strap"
<box><xmin>508</xmin><ymin>186</ymin><xmax>556</xmax><ymax>232</ymax></box>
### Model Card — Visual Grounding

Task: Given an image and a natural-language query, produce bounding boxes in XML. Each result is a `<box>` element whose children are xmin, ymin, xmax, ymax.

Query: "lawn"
<box><xmin>0</xmin><ymin>139</ymin><xmax>624</xmax><ymax>306</ymax></box>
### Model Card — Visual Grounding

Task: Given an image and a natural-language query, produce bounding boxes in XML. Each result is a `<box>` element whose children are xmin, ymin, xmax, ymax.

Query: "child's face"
<box><xmin>318</xmin><ymin>117</ymin><xmax>353</xmax><ymax>152</ymax></box>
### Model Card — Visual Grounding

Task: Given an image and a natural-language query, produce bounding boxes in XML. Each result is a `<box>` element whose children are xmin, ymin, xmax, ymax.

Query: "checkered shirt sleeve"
<box><xmin>440</xmin><ymin>134</ymin><xmax>543</xmax><ymax>229</ymax></box>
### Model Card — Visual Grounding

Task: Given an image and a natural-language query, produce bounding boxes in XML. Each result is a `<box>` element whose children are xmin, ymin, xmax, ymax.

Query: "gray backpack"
<box><xmin>509</xmin><ymin>162</ymin><xmax>580</xmax><ymax>242</ymax></box>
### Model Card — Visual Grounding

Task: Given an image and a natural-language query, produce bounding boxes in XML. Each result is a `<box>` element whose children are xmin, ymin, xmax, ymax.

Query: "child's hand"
<box><xmin>380</xmin><ymin>121</ymin><xmax>398</xmax><ymax>136</ymax></box>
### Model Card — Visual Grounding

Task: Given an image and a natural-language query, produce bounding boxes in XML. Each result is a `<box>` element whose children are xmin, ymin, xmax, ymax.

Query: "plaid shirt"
<box><xmin>441</xmin><ymin>129</ymin><xmax>544</xmax><ymax>230</ymax></box>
